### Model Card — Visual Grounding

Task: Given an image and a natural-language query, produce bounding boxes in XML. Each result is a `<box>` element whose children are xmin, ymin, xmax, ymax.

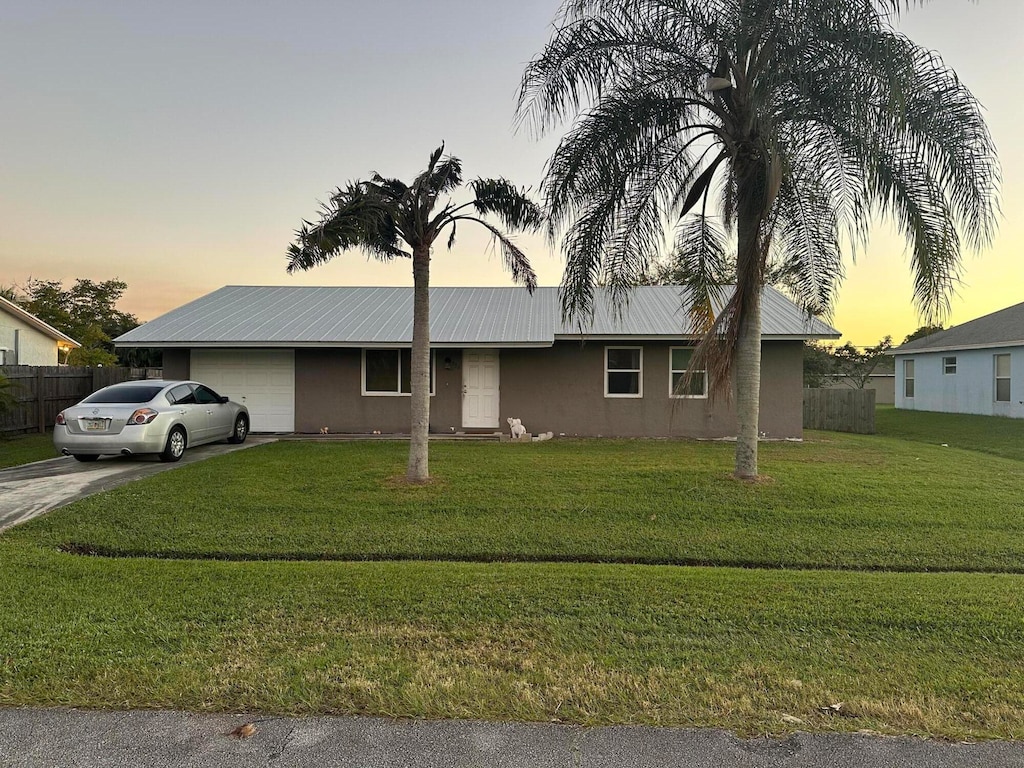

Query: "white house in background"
<box><xmin>0</xmin><ymin>296</ymin><xmax>80</xmax><ymax>366</ymax></box>
<box><xmin>891</xmin><ymin>301</ymin><xmax>1024</xmax><ymax>419</ymax></box>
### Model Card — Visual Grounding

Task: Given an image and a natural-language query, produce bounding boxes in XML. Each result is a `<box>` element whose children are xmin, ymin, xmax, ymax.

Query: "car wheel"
<box><xmin>160</xmin><ymin>427</ymin><xmax>187</xmax><ymax>463</ymax></box>
<box><xmin>227</xmin><ymin>414</ymin><xmax>248</xmax><ymax>444</ymax></box>
<box><xmin>73</xmin><ymin>454</ymin><xmax>100</xmax><ymax>463</ymax></box>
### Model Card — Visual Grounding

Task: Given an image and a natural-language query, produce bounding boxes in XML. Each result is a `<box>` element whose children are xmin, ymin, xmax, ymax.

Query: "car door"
<box><xmin>167</xmin><ymin>384</ymin><xmax>208</xmax><ymax>444</ymax></box>
<box><xmin>193</xmin><ymin>384</ymin><xmax>233</xmax><ymax>442</ymax></box>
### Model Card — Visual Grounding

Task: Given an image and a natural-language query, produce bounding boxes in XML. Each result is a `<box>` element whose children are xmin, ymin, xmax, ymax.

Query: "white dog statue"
<box><xmin>507</xmin><ymin>417</ymin><xmax>527</xmax><ymax>439</ymax></box>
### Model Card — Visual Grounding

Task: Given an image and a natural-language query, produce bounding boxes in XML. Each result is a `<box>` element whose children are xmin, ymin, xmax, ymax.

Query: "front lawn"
<box><xmin>3</xmin><ymin>414</ymin><xmax>1024</xmax><ymax>739</ymax></box>
<box><xmin>0</xmin><ymin>432</ymin><xmax>57</xmax><ymax>469</ymax></box>
<box><xmin>1</xmin><ymin>545</ymin><xmax>1022</xmax><ymax>738</ymax></box>
<box><xmin>876</xmin><ymin>405</ymin><xmax>1024</xmax><ymax>463</ymax></box>
<box><xmin>13</xmin><ymin>437</ymin><xmax>1024</xmax><ymax>572</ymax></box>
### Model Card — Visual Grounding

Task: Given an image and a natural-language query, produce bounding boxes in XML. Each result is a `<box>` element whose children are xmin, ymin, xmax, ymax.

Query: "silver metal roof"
<box><xmin>893</xmin><ymin>300</ymin><xmax>1024</xmax><ymax>355</ymax></box>
<box><xmin>115</xmin><ymin>285</ymin><xmax>839</xmax><ymax>347</ymax></box>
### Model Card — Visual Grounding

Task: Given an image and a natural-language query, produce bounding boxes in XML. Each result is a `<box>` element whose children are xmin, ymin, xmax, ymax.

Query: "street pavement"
<box><xmin>0</xmin><ymin>438</ymin><xmax>274</xmax><ymax>532</ymax></box>
<box><xmin>1</xmin><ymin>709</ymin><xmax>1022</xmax><ymax>768</ymax></box>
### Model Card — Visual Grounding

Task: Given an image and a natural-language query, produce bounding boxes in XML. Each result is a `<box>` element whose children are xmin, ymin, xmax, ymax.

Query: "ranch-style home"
<box><xmin>0</xmin><ymin>295</ymin><xmax>80</xmax><ymax>366</ymax></box>
<box><xmin>891</xmin><ymin>300</ymin><xmax>1024</xmax><ymax>419</ymax></box>
<box><xmin>114</xmin><ymin>285</ymin><xmax>839</xmax><ymax>438</ymax></box>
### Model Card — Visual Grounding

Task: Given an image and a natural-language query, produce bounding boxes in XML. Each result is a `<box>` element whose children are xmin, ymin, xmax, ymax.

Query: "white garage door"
<box><xmin>190</xmin><ymin>349</ymin><xmax>295</xmax><ymax>432</ymax></box>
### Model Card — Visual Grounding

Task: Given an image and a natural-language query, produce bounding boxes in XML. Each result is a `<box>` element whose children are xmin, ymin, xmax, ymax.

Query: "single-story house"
<box><xmin>891</xmin><ymin>300</ymin><xmax>1024</xmax><ymax>418</ymax></box>
<box><xmin>0</xmin><ymin>296</ymin><xmax>80</xmax><ymax>366</ymax></box>
<box><xmin>114</xmin><ymin>285</ymin><xmax>839</xmax><ymax>438</ymax></box>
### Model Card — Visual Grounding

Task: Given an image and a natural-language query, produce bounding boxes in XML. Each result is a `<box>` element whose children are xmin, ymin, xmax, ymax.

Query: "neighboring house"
<box><xmin>891</xmin><ymin>301</ymin><xmax>1024</xmax><ymax>418</ymax></box>
<box><xmin>114</xmin><ymin>285</ymin><xmax>839</xmax><ymax>437</ymax></box>
<box><xmin>0</xmin><ymin>296</ymin><xmax>80</xmax><ymax>366</ymax></box>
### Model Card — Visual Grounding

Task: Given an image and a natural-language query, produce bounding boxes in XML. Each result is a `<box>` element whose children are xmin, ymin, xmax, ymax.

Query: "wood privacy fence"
<box><xmin>0</xmin><ymin>366</ymin><xmax>159</xmax><ymax>435</ymax></box>
<box><xmin>803</xmin><ymin>387</ymin><xmax>876</xmax><ymax>434</ymax></box>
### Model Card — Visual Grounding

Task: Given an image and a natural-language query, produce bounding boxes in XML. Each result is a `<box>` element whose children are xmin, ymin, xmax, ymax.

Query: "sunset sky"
<box><xmin>1</xmin><ymin>0</ymin><xmax>1020</xmax><ymax>347</ymax></box>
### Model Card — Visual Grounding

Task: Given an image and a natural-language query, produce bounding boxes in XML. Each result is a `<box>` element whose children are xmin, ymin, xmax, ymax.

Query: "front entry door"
<box><xmin>462</xmin><ymin>350</ymin><xmax>500</xmax><ymax>428</ymax></box>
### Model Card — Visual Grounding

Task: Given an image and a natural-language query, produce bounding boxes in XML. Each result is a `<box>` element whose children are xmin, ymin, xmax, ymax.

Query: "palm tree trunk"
<box><xmin>407</xmin><ymin>245</ymin><xmax>431</xmax><ymax>483</ymax></box>
<box><xmin>733</xmin><ymin>286</ymin><xmax>762</xmax><ymax>479</ymax></box>
<box><xmin>733</xmin><ymin>153</ymin><xmax>765</xmax><ymax>480</ymax></box>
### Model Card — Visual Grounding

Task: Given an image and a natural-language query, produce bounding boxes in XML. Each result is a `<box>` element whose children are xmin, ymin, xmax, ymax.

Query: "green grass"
<box><xmin>3</xmin><ymin>410</ymin><xmax>1024</xmax><ymax>738</ymax></box>
<box><xmin>0</xmin><ymin>432</ymin><xmax>57</xmax><ymax>469</ymax></box>
<box><xmin>876</xmin><ymin>405</ymin><xmax>1024</xmax><ymax>463</ymax></box>
<box><xmin>1</xmin><ymin>545</ymin><xmax>1023</xmax><ymax>738</ymax></box>
<box><xmin>13</xmin><ymin>437</ymin><xmax>1024</xmax><ymax>572</ymax></box>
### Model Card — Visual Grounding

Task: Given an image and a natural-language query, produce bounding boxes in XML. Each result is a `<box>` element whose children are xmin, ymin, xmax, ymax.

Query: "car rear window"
<box><xmin>82</xmin><ymin>385</ymin><xmax>166</xmax><ymax>404</ymax></box>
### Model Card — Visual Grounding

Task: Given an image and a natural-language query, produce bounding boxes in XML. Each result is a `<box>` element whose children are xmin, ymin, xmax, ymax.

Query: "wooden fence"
<box><xmin>0</xmin><ymin>366</ymin><xmax>160</xmax><ymax>435</ymax></box>
<box><xmin>803</xmin><ymin>387</ymin><xmax>876</xmax><ymax>434</ymax></box>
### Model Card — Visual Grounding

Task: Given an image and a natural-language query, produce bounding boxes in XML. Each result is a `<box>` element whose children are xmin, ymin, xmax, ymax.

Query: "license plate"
<box><xmin>85</xmin><ymin>419</ymin><xmax>107</xmax><ymax>431</ymax></box>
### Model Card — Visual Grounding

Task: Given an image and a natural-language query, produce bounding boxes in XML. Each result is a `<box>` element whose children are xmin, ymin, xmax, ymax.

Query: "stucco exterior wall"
<box><xmin>500</xmin><ymin>340</ymin><xmax>803</xmax><ymax>438</ymax></box>
<box><xmin>894</xmin><ymin>348</ymin><xmax>1023</xmax><ymax>418</ymax></box>
<box><xmin>294</xmin><ymin>348</ymin><xmax>463</xmax><ymax>434</ymax></box>
<box><xmin>292</xmin><ymin>341</ymin><xmax>805</xmax><ymax>438</ymax></box>
<box><xmin>0</xmin><ymin>315</ymin><xmax>60</xmax><ymax>365</ymax></box>
<box><xmin>162</xmin><ymin>349</ymin><xmax>191</xmax><ymax>380</ymax></box>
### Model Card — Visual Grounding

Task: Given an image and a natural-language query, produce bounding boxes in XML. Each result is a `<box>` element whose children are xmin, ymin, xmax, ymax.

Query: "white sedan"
<box><xmin>54</xmin><ymin>380</ymin><xmax>249</xmax><ymax>462</ymax></box>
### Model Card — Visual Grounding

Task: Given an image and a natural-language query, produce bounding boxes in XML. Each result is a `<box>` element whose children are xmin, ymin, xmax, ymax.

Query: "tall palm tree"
<box><xmin>287</xmin><ymin>145</ymin><xmax>541</xmax><ymax>483</ymax></box>
<box><xmin>518</xmin><ymin>0</ymin><xmax>998</xmax><ymax>479</ymax></box>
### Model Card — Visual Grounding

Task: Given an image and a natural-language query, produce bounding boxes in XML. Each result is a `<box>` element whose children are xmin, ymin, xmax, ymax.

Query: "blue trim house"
<box><xmin>891</xmin><ymin>301</ymin><xmax>1023</xmax><ymax>419</ymax></box>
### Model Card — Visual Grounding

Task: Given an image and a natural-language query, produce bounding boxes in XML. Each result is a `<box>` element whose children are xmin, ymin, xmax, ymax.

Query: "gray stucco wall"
<box><xmin>294</xmin><ymin>348</ymin><xmax>463</xmax><ymax>435</ymax></box>
<box><xmin>291</xmin><ymin>341</ymin><xmax>805</xmax><ymax>439</ymax></box>
<box><xmin>162</xmin><ymin>349</ymin><xmax>190</xmax><ymax>380</ymax></box>
<box><xmin>501</xmin><ymin>341</ymin><xmax>803</xmax><ymax>439</ymax></box>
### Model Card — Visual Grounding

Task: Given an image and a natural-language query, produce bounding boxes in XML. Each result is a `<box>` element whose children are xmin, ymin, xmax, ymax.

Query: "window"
<box><xmin>943</xmin><ymin>356</ymin><xmax>957</xmax><ymax>375</ymax></box>
<box><xmin>193</xmin><ymin>385</ymin><xmax>222</xmax><ymax>404</ymax></box>
<box><xmin>605</xmin><ymin>347</ymin><xmax>642</xmax><ymax>397</ymax></box>
<box><xmin>669</xmin><ymin>347</ymin><xmax>707</xmax><ymax>398</ymax></box>
<box><xmin>904</xmin><ymin>359</ymin><xmax>915</xmax><ymax>398</ymax></box>
<box><xmin>363</xmin><ymin>349</ymin><xmax>434</xmax><ymax>395</ymax></box>
<box><xmin>995</xmin><ymin>354</ymin><xmax>1011</xmax><ymax>403</ymax></box>
<box><xmin>166</xmin><ymin>384</ymin><xmax>196</xmax><ymax>405</ymax></box>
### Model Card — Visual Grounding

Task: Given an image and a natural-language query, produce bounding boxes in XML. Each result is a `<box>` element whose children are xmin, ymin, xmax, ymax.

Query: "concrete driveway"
<box><xmin>0</xmin><ymin>438</ymin><xmax>273</xmax><ymax>532</ymax></box>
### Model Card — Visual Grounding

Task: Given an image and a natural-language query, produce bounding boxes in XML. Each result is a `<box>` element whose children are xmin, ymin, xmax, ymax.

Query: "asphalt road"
<box><xmin>1</xmin><ymin>709</ymin><xmax>1023</xmax><ymax>768</ymax></box>
<box><xmin>0</xmin><ymin>438</ymin><xmax>273</xmax><ymax>532</ymax></box>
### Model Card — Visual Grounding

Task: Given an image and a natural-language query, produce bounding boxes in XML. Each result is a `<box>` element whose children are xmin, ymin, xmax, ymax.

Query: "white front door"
<box><xmin>462</xmin><ymin>350</ymin><xmax>500</xmax><ymax>428</ymax></box>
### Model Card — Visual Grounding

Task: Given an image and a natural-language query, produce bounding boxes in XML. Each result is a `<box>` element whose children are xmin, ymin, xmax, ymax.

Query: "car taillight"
<box><xmin>55</xmin><ymin>412</ymin><xmax>66</xmax><ymax>426</ymax></box>
<box><xmin>127</xmin><ymin>408</ymin><xmax>159</xmax><ymax>425</ymax></box>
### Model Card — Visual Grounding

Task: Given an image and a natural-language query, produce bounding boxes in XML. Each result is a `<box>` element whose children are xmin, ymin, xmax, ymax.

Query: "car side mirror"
<box><xmin>219</xmin><ymin>396</ymin><xmax>230</xmax><ymax>404</ymax></box>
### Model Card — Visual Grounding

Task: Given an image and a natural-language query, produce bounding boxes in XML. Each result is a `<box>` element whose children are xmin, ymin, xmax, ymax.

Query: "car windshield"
<box><xmin>82</xmin><ymin>385</ymin><xmax>166</xmax><ymax>404</ymax></box>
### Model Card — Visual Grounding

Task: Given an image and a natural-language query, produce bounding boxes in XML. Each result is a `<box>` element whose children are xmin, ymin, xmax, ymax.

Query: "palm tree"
<box><xmin>518</xmin><ymin>0</ymin><xmax>998</xmax><ymax>479</ymax></box>
<box><xmin>286</xmin><ymin>145</ymin><xmax>541</xmax><ymax>483</ymax></box>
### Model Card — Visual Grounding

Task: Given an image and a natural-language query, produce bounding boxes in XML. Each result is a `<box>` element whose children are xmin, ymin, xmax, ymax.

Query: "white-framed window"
<box><xmin>995</xmin><ymin>354</ymin><xmax>1011</xmax><ymax>403</ymax></box>
<box><xmin>904</xmin><ymin>359</ymin><xmax>915</xmax><ymax>398</ymax></box>
<box><xmin>362</xmin><ymin>349</ymin><xmax>435</xmax><ymax>396</ymax></box>
<box><xmin>605</xmin><ymin>346</ymin><xmax>642</xmax><ymax>397</ymax></box>
<box><xmin>943</xmin><ymin>356</ymin><xmax>957</xmax><ymax>375</ymax></box>
<box><xmin>669</xmin><ymin>347</ymin><xmax>707</xmax><ymax>398</ymax></box>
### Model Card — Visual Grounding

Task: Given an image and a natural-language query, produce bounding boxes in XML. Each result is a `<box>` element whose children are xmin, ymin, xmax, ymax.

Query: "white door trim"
<box><xmin>462</xmin><ymin>349</ymin><xmax>500</xmax><ymax>428</ymax></box>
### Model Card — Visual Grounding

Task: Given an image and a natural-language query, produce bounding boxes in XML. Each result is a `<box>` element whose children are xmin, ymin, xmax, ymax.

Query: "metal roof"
<box><xmin>115</xmin><ymin>285</ymin><xmax>839</xmax><ymax>347</ymax></box>
<box><xmin>893</xmin><ymin>301</ymin><xmax>1024</xmax><ymax>355</ymax></box>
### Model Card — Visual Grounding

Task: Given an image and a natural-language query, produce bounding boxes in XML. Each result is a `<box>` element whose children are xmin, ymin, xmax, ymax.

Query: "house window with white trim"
<box><xmin>903</xmin><ymin>359</ymin><xmax>915</xmax><ymax>398</ymax></box>
<box><xmin>605</xmin><ymin>347</ymin><xmax>642</xmax><ymax>397</ymax></box>
<box><xmin>995</xmin><ymin>354</ymin><xmax>1011</xmax><ymax>403</ymax></box>
<box><xmin>942</xmin><ymin>356</ymin><xmax>957</xmax><ymax>375</ymax></box>
<box><xmin>669</xmin><ymin>347</ymin><xmax>707</xmax><ymax>398</ymax></box>
<box><xmin>363</xmin><ymin>349</ymin><xmax>434</xmax><ymax>395</ymax></box>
